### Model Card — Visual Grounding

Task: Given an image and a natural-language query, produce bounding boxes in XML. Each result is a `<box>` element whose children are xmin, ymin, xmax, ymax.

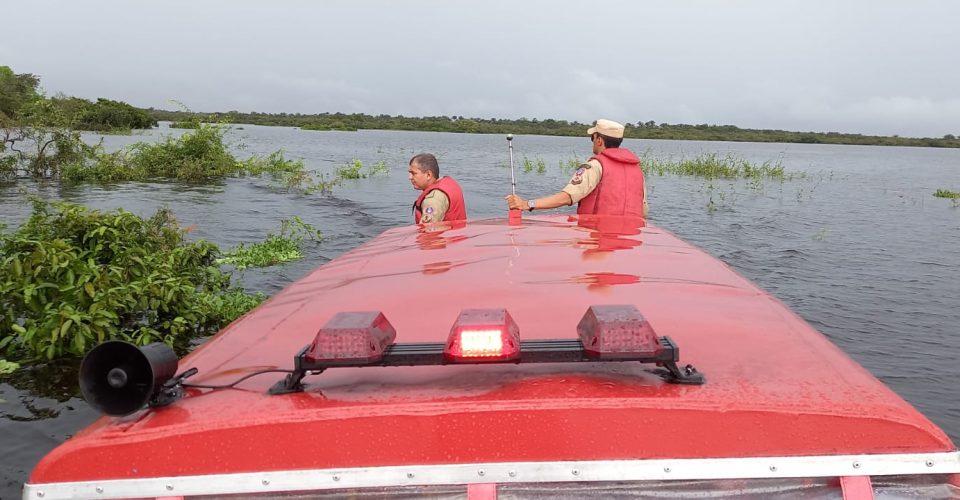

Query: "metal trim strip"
<box><xmin>23</xmin><ymin>451</ymin><xmax>960</xmax><ymax>500</ymax></box>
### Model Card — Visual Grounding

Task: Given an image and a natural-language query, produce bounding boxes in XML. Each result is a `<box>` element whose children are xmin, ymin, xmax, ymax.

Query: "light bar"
<box><xmin>270</xmin><ymin>307</ymin><xmax>703</xmax><ymax>394</ymax></box>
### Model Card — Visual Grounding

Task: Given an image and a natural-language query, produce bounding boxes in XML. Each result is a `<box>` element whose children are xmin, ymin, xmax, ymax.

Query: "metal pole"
<box><xmin>507</xmin><ymin>134</ymin><xmax>516</xmax><ymax>195</ymax></box>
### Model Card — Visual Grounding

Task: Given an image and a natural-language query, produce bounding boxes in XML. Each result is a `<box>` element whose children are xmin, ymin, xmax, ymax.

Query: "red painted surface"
<box><xmin>29</xmin><ymin>215</ymin><xmax>957</xmax><ymax>483</ymax></box>
<box><xmin>840</xmin><ymin>476</ymin><xmax>875</xmax><ymax>499</ymax></box>
<box><xmin>467</xmin><ymin>483</ymin><xmax>497</xmax><ymax>500</ymax></box>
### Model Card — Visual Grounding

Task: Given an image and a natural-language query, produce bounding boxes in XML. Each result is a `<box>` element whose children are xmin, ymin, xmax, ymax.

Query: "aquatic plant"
<box><xmin>643</xmin><ymin>152</ymin><xmax>791</xmax><ymax>180</ymax></box>
<box><xmin>368</xmin><ymin>160</ymin><xmax>390</xmax><ymax>177</ymax></box>
<box><xmin>60</xmin><ymin>123</ymin><xmax>304</xmax><ymax>183</ymax></box>
<box><xmin>933</xmin><ymin>189</ymin><xmax>960</xmax><ymax>199</ymax></box>
<box><xmin>558</xmin><ymin>155</ymin><xmax>582</xmax><ymax>174</ymax></box>
<box><xmin>216</xmin><ymin>217</ymin><xmax>322</xmax><ymax>270</ymax></box>
<box><xmin>521</xmin><ymin>155</ymin><xmax>546</xmax><ymax>174</ymax></box>
<box><xmin>934</xmin><ymin>189</ymin><xmax>960</xmax><ymax>207</ymax></box>
<box><xmin>337</xmin><ymin>159</ymin><xmax>366</xmax><ymax>179</ymax></box>
<box><xmin>303</xmin><ymin>172</ymin><xmax>341</xmax><ymax>195</ymax></box>
<box><xmin>0</xmin><ymin>200</ymin><xmax>265</xmax><ymax>363</ymax></box>
<box><xmin>0</xmin><ymin>359</ymin><xmax>18</xmax><ymax>375</ymax></box>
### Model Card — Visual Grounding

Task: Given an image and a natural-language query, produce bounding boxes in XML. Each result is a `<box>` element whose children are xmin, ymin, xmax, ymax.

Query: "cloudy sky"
<box><xmin>4</xmin><ymin>0</ymin><xmax>958</xmax><ymax>137</ymax></box>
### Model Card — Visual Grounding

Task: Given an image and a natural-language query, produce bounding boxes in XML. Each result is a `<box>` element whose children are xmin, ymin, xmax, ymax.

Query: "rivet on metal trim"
<box><xmin>333</xmin><ymin>475</ymin><xmax>341</xmax><ymax>482</ymax></box>
<box><xmin>37</xmin><ymin>492</ymin><xmax>44</xmax><ymax>498</ymax></box>
<box><xmin>926</xmin><ymin>460</ymin><xmax>935</xmax><ymax>467</ymax></box>
<box><xmin>407</xmin><ymin>472</ymin><xmax>415</xmax><ymax>479</ymax></box>
<box><xmin>262</xmin><ymin>479</ymin><xmax>270</xmax><ymax>486</ymax></box>
<box><xmin>571</xmin><ymin>469</ymin><xmax>580</xmax><ymax>476</ymax></box>
<box><xmin>509</xmin><ymin>471</ymin><xmax>517</xmax><ymax>478</ymax></box>
<box><xmin>478</xmin><ymin>469</ymin><xmax>486</xmax><ymax>477</ymax></box>
<box><xmin>166</xmin><ymin>484</ymin><xmax>174</xmax><ymax>491</ymax></box>
<box><xmin>852</xmin><ymin>462</ymin><xmax>861</xmax><ymax>469</ymax></box>
<box><xmin>769</xmin><ymin>465</ymin><xmax>778</xmax><ymax>472</ymax></box>
<box><xmin>96</xmin><ymin>486</ymin><xmax>104</xmax><ymax>493</ymax></box>
<box><xmin>664</xmin><ymin>467</ymin><xmax>671</xmax><ymax>473</ymax></box>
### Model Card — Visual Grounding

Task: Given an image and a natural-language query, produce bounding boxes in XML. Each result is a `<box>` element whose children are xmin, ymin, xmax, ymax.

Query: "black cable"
<box><xmin>181</xmin><ymin>369</ymin><xmax>294</xmax><ymax>389</ymax></box>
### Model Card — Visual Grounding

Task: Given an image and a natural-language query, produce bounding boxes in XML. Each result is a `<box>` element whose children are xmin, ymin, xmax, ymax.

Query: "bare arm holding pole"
<box><xmin>503</xmin><ymin>134</ymin><xmax>573</xmax><ymax>212</ymax></box>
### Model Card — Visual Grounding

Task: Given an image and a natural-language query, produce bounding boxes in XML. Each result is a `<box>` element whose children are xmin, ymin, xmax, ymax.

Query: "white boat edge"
<box><xmin>23</xmin><ymin>451</ymin><xmax>960</xmax><ymax>499</ymax></box>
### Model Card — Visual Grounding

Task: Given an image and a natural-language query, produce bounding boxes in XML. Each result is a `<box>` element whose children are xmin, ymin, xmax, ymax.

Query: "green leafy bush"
<box><xmin>61</xmin><ymin>123</ymin><xmax>306</xmax><ymax>183</ymax></box>
<box><xmin>0</xmin><ymin>200</ymin><xmax>265</xmax><ymax>362</ymax></box>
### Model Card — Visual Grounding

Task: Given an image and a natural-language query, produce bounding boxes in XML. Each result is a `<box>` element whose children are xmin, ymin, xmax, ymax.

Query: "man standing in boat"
<box><xmin>505</xmin><ymin>119</ymin><xmax>647</xmax><ymax>217</ymax></box>
<box><xmin>409</xmin><ymin>153</ymin><xmax>468</xmax><ymax>223</ymax></box>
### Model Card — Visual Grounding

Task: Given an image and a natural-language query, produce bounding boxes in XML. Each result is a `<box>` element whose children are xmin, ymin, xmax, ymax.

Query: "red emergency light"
<box><xmin>444</xmin><ymin>308</ymin><xmax>520</xmax><ymax>362</ymax></box>
<box><xmin>577</xmin><ymin>304</ymin><xmax>663</xmax><ymax>358</ymax></box>
<box><xmin>304</xmin><ymin>311</ymin><xmax>397</xmax><ymax>364</ymax></box>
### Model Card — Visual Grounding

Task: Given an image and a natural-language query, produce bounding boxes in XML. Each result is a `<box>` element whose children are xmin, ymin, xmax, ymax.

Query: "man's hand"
<box><xmin>505</xmin><ymin>194</ymin><xmax>527</xmax><ymax>210</ymax></box>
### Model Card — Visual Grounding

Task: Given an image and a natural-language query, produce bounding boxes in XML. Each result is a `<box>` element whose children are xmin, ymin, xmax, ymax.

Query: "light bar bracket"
<box><xmin>269</xmin><ymin>337</ymin><xmax>704</xmax><ymax>394</ymax></box>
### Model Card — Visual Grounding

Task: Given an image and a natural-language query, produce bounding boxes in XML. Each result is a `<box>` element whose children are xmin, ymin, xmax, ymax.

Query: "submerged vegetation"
<box><xmin>0</xmin><ymin>201</ymin><xmax>267</xmax><ymax>364</ymax></box>
<box><xmin>558</xmin><ymin>155</ymin><xmax>583</xmax><ymax>174</ymax></box>
<box><xmin>521</xmin><ymin>155</ymin><xmax>547</xmax><ymax>174</ymax></box>
<box><xmin>934</xmin><ymin>189</ymin><xmax>960</xmax><ymax>199</ymax></box>
<box><xmin>59</xmin><ymin>122</ymin><xmax>305</xmax><ymax>183</ymax></box>
<box><xmin>641</xmin><ymin>152</ymin><xmax>817</xmax><ymax>213</ymax></box>
<box><xmin>335</xmin><ymin>159</ymin><xmax>390</xmax><ymax>180</ymax></box>
<box><xmin>217</xmin><ymin>217</ymin><xmax>322</xmax><ymax>270</ymax></box>
<box><xmin>0</xmin><ymin>75</ymin><xmax>391</xmax><ymax>192</ymax></box>
<box><xmin>934</xmin><ymin>189</ymin><xmax>960</xmax><ymax>206</ymax></box>
<box><xmin>644</xmin><ymin>152</ymin><xmax>793</xmax><ymax>180</ymax></box>
<box><xmin>0</xmin><ymin>203</ymin><xmax>325</xmax><ymax>368</ymax></box>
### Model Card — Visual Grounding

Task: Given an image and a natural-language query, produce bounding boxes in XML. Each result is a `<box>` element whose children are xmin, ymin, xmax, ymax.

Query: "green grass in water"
<box><xmin>644</xmin><ymin>152</ymin><xmax>793</xmax><ymax>180</ymax></box>
<box><xmin>933</xmin><ymin>189</ymin><xmax>960</xmax><ymax>199</ymax></box>
<box><xmin>216</xmin><ymin>217</ymin><xmax>322</xmax><ymax>270</ymax></box>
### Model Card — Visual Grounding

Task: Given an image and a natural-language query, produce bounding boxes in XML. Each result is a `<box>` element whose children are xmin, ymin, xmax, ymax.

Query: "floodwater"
<box><xmin>1</xmin><ymin>124</ymin><xmax>958</xmax><ymax>498</ymax></box>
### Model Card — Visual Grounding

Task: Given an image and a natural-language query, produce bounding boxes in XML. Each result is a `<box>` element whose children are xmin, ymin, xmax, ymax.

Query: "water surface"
<box><xmin>1</xmin><ymin>125</ymin><xmax>958</xmax><ymax>498</ymax></box>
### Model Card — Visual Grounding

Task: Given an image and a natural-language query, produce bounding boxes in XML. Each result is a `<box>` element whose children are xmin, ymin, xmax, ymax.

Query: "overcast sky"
<box><xmin>4</xmin><ymin>0</ymin><xmax>959</xmax><ymax>138</ymax></box>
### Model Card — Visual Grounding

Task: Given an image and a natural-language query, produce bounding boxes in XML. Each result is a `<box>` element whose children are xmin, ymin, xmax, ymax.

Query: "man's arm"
<box><xmin>643</xmin><ymin>182</ymin><xmax>649</xmax><ymax>217</ymax></box>
<box><xmin>506</xmin><ymin>191</ymin><xmax>572</xmax><ymax>210</ymax></box>
<box><xmin>419</xmin><ymin>190</ymin><xmax>450</xmax><ymax>223</ymax></box>
<box><xmin>505</xmin><ymin>160</ymin><xmax>601</xmax><ymax>211</ymax></box>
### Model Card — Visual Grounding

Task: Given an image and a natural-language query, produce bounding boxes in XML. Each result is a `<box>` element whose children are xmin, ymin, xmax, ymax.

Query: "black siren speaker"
<box><xmin>79</xmin><ymin>341</ymin><xmax>179</xmax><ymax>416</ymax></box>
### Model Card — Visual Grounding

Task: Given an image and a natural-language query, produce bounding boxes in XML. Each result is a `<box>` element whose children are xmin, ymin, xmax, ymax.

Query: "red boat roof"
<box><xmin>28</xmin><ymin>215</ymin><xmax>958</xmax><ymax>490</ymax></box>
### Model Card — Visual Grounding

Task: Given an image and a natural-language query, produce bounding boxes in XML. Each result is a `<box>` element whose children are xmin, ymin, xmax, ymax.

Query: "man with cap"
<box><xmin>409</xmin><ymin>153</ymin><xmax>468</xmax><ymax>224</ymax></box>
<box><xmin>505</xmin><ymin>119</ymin><xmax>647</xmax><ymax>217</ymax></box>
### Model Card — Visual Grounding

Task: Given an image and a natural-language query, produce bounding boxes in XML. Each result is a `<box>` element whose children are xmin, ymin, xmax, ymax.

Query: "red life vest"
<box><xmin>577</xmin><ymin>148</ymin><xmax>645</xmax><ymax>216</ymax></box>
<box><xmin>413</xmin><ymin>176</ymin><xmax>468</xmax><ymax>223</ymax></box>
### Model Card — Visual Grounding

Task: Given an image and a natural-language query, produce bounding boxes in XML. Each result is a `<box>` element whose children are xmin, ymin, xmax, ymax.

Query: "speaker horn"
<box><xmin>79</xmin><ymin>341</ymin><xmax>179</xmax><ymax>416</ymax></box>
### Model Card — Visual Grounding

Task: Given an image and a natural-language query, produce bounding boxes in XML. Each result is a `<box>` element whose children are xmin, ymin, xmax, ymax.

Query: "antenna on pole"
<box><xmin>507</xmin><ymin>134</ymin><xmax>516</xmax><ymax>195</ymax></box>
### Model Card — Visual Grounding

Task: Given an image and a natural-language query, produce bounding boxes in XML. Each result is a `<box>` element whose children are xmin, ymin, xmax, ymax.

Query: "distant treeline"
<box><xmin>1</xmin><ymin>66</ymin><xmax>156</xmax><ymax>132</ymax></box>
<box><xmin>147</xmin><ymin>109</ymin><xmax>960</xmax><ymax>148</ymax></box>
<box><xmin>52</xmin><ymin>96</ymin><xmax>156</xmax><ymax>131</ymax></box>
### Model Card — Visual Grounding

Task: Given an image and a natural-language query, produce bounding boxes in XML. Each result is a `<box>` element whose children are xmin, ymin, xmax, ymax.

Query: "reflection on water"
<box><xmin>1</xmin><ymin>125</ymin><xmax>959</xmax><ymax>498</ymax></box>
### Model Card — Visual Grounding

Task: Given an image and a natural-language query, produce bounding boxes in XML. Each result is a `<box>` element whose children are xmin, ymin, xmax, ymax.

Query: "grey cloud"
<box><xmin>4</xmin><ymin>0</ymin><xmax>959</xmax><ymax>137</ymax></box>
